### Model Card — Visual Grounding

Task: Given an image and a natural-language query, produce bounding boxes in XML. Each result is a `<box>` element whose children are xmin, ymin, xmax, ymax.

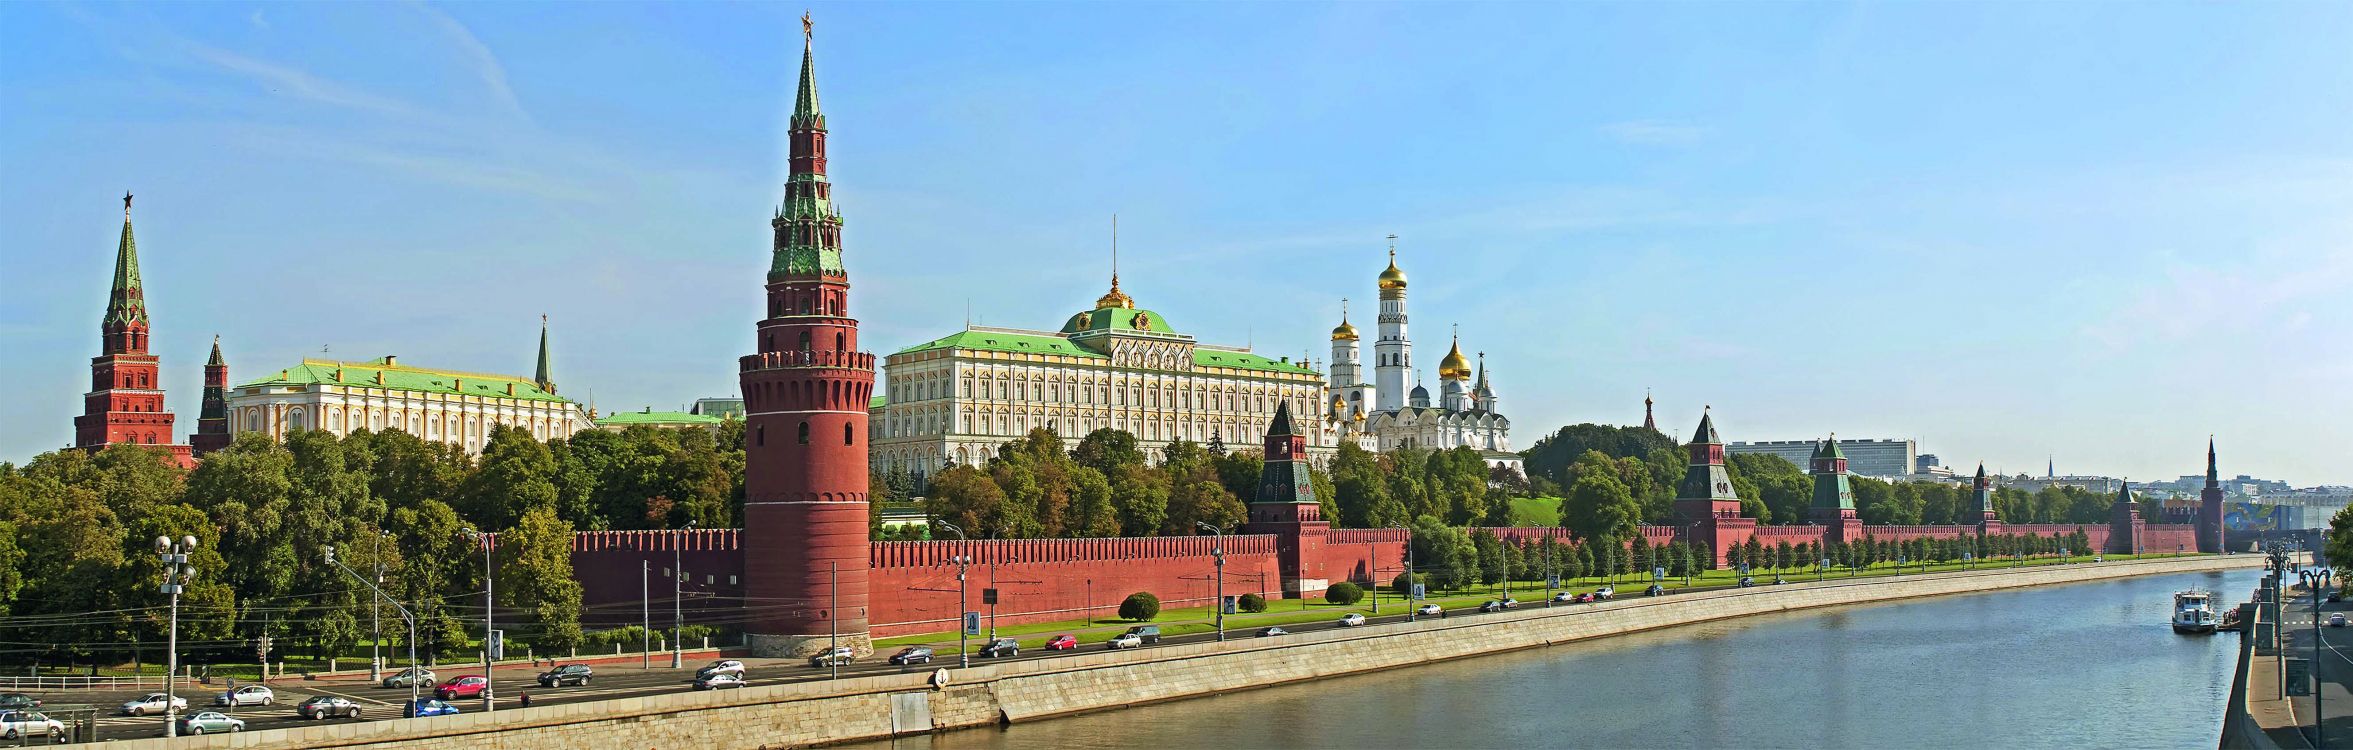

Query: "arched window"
<box><xmin>798</xmin><ymin>331</ymin><xmax>812</xmax><ymax>351</ymax></box>
<box><xmin>836</xmin><ymin>332</ymin><xmax>845</xmax><ymax>350</ymax></box>
<box><xmin>798</xmin><ymin>421</ymin><xmax>810</xmax><ymax>444</ymax></box>
<box><xmin>764</xmin><ymin>332</ymin><xmax>773</xmax><ymax>351</ymax></box>
<box><xmin>844</xmin><ymin>422</ymin><xmax>854</xmax><ymax>445</ymax></box>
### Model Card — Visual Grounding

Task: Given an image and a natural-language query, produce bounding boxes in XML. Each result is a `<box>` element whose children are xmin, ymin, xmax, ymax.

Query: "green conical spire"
<box><xmin>792</xmin><ymin>12</ymin><xmax>823</xmax><ymax>129</ymax></box>
<box><xmin>207</xmin><ymin>334</ymin><xmax>224</xmax><ymax>366</ymax></box>
<box><xmin>105</xmin><ymin>192</ymin><xmax>149</xmax><ymax>327</ymax></box>
<box><xmin>535</xmin><ymin>315</ymin><xmax>556</xmax><ymax>394</ymax></box>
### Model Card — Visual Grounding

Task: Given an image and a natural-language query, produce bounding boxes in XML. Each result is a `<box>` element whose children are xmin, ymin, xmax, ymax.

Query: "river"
<box><xmin>846</xmin><ymin>568</ymin><xmax>2261</xmax><ymax>750</ymax></box>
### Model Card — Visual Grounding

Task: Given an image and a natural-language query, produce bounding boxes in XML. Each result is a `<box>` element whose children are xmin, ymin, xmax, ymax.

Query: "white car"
<box><xmin>1416</xmin><ymin>603</ymin><xmax>1442</xmax><ymax>616</ymax></box>
<box><xmin>693</xmin><ymin>672</ymin><xmax>745</xmax><ymax>691</ymax></box>
<box><xmin>2330</xmin><ymin>613</ymin><xmax>2347</xmax><ymax>628</ymax></box>
<box><xmin>1550</xmin><ymin>591</ymin><xmax>1575</xmax><ymax>603</ymax></box>
<box><xmin>215</xmin><ymin>685</ymin><xmax>274</xmax><ymax>707</ymax></box>
<box><xmin>119</xmin><ymin>693</ymin><xmax>188</xmax><ymax>716</ymax></box>
<box><xmin>0</xmin><ymin>711</ymin><xmax>65</xmax><ymax>743</ymax></box>
<box><xmin>1338</xmin><ymin>613</ymin><xmax>1368</xmax><ymax>627</ymax></box>
<box><xmin>1105</xmin><ymin>633</ymin><xmax>1144</xmax><ymax>650</ymax></box>
<box><xmin>1594</xmin><ymin>586</ymin><xmax>1616</xmax><ymax>601</ymax></box>
<box><xmin>696</xmin><ymin>659</ymin><xmax>746</xmax><ymax>678</ymax></box>
<box><xmin>1501</xmin><ymin>597</ymin><xmax>1521</xmax><ymax>609</ymax></box>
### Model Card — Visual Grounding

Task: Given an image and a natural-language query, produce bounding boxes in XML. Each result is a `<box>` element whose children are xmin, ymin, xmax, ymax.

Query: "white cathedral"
<box><xmin>1324</xmin><ymin>247</ymin><xmax>1521</xmax><ymax>475</ymax></box>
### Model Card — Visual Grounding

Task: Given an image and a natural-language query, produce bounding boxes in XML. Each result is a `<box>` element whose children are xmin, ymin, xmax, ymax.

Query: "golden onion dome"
<box><xmin>1378</xmin><ymin>249</ymin><xmax>1407</xmax><ymax>290</ymax></box>
<box><xmin>1438</xmin><ymin>338</ymin><xmax>1472</xmax><ymax>380</ymax></box>
<box><xmin>1094</xmin><ymin>273</ymin><xmax>1135</xmax><ymax>310</ymax></box>
<box><xmin>1331</xmin><ymin>318</ymin><xmax>1358</xmax><ymax>341</ymax></box>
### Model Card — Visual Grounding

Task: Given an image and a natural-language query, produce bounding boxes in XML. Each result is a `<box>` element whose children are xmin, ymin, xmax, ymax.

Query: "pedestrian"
<box><xmin>519</xmin><ymin>690</ymin><xmax>532</xmax><ymax>708</ymax></box>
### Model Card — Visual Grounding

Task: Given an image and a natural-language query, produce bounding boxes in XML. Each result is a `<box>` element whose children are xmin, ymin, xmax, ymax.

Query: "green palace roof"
<box><xmin>238</xmin><ymin>357</ymin><xmax>571</xmax><ymax>403</ymax></box>
<box><xmin>892</xmin><ymin>329</ymin><xmax>1316</xmax><ymax>376</ymax></box>
<box><xmin>595</xmin><ymin>409</ymin><xmax>721</xmax><ymax>427</ymax></box>
<box><xmin>1060</xmin><ymin>306</ymin><xmax>1177</xmax><ymax>335</ymax></box>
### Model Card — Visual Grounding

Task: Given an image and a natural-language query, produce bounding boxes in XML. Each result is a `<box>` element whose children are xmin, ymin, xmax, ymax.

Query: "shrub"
<box><xmin>1389</xmin><ymin>572</ymin><xmax>1427</xmax><ymax>599</ymax></box>
<box><xmin>1118</xmin><ymin>592</ymin><xmax>1160</xmax><ymax>621</ymax></box>
<box><xmin>1325</xmin><ymin>581</ymin><xmax>1365</xmax><ymax>606</ymax></box>
<box><xmin>1237</xmin><ymin>593</ymin><xmax>1268</xmax><ymax>613</ymax></box>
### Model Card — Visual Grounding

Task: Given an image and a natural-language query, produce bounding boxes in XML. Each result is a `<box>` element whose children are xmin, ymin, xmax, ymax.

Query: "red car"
<box><xmin>1045</xmin><ymin>634</ymin><xmax>1078</xmax><ymax>651</ymax></box>
<box><xmin>435</xmin><ymin>676</ymin><xmax>489</xmax><ymax>700</ymax></box>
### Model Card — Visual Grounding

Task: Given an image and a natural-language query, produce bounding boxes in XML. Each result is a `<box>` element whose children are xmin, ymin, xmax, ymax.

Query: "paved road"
<box><xmin>2284</xmin><ymin>584</ymin><xmax>2353</xmax><ymax>747</ymax></box>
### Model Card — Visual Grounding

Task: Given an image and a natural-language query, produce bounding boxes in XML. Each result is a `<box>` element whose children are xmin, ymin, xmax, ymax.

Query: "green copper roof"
<box><xmin>1690</xmin><ymin>411</ymin><xmax>1720</xmax><ymax>444</ymax></box>
<box><xmin>792</xmin><ymin>34</ymin><xmax>823</xmax><ymax>130</ymax></box>
<box><xmin>870</xmin><ymin>395</ymin><xmax>887</xmax><ymax>409</ymax></box>
<box><xmin>237</xmin><ymin>357</ymin><xmax>573</xmax><ymax>403</ymax></box>
<box><xmin>893</xmin><ymin>329</ymin><xmax>1316</xmax><ymax>376</ymax></box>
<box><xmin>105</xmin><ymin>213</ymin><xmax>148</xmax><ymax>327</ymax></box>
<box><xmin>595</xmin><ymin>409</ymin><xmax>720</xmax><ymax>427</ymax></box>
<box><xmin>1061</xmin><ymin>307</ymin><xmax>1178</xmax><ymax>335</ymax></box>
<box><xmin>1193</xmin><ymin>349</ymin><xmax>1315</xmax><ymax>375</ymax></box>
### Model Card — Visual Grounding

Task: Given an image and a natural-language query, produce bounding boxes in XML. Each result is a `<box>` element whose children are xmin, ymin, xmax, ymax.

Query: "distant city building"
<box><xmin>2000</xmin><ymin>474</ymin><xmax>2125</xmax><ymax>495</ymax></box>
<box><xmin>869</xmin><ymin>275</ymin><xmax>1328</xmax><ymax>481</ymax></box>
<box><xmin>1727</xmin><ymin>438</ymin><xmax>1916</xmax><ymax>479</ymax></box>
<box><xmin>595</xmin><ymin>407</ymin><xmax>723</xmax><ymax>433</ymax></box>
<box><xmin>2255</xmin><ymin>487</ymin><xmax>2353</xmax><ymax>530</ymax></box>
<box><xmin>691</xmin><ymin>397</ymin><xmax>745</xmax><ymax>420</ymax></box>
<box><xmin>74</xmin><ymin>194</ymin><xmax>194</xmax><ymax>466</ymax></box>
<box><xmin>227</xmin><ymin>320</ymin><xmax>590</xmax><ymax>453</ymax></box>
<box><xmin>1324</xmin><ymin>245</ymin><xmax>1519</xmax><ymax>474</ymax></box>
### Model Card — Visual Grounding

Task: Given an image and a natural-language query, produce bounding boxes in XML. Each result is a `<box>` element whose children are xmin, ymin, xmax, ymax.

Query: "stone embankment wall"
<box><xmin>112</xmin><ymin>555</ymin><xmax>2255</xmax><ymax>750</ymax></box>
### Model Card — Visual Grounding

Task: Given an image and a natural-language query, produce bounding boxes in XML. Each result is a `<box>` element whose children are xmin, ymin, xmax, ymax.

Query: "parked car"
<box><xmin>215</xmin><ymin>685</ymin><xmax>274</xmax><ymax>707</ymax></box>
<box><xmin>697</xmin><ymin>660</ymin><xmax>746</xmax><ymax>678</ymax></box>
<box><xmin>1339</xmin><ymin>613</ymin><xmax>1368</xmax><ymax>627</ymax></box>
<box><xmin>2330</xmin><ymin>614</ymin><xmax>2347</xmax><ymax>628</ymax></box>
<box><xmin>0</xmin><ymin>694</ymin><xmax>39</xmax><ymax>711</ymax></box>
<box><xmin>1045</xmin><ymin>634</ymin><xmax>1078</xmax><ymax>651</ymax></box>
<box><xmin>1478</xmin><ymin>600</ymin><xmax>1506</xmax><ymax>613</ymax></box>
<box><xmin>537</xmin><ymin>664</ymin><xmax>593</xmax><ymax>687</ymax></box>
<box><xmin>1501</xmin><ymin>597</ymin><xmax>1521</xmax><ymax>609</ymax></box>
<box><xmin>979</xmin><ymin>638</ymin><xmax>1021</xmax><ymax>658</ymax></box>
<box><xmin>296</xmin><ymin>696</ymin><xmax>363</xmax><ymax>720</ymax></box>
<box><xmin>0</xmin><ymin>711</ymin><xmax>65</xmax><ymax>743</ymax></box>
<box><xmin>118</xmin><ymin>693</ymin><xmax>187</xmax><ymax>716</ymax></box>
<box><xmin>1550</xmin><ymin>591</ymin><xmax>1576</xmax><ymax>603</ymax></box>
<box><xmin>1105</xmin><ymin>633</ymin><xmax>1144</xmax><ymax>650</ymax></box>
<box><xmin>435</xmin><ymin>675</ymin><xmax>490</xmax><ymax>700</ymax></box>
<box><xmin>176</xmin><ymin>711</ymin><xmax>244</xmax><ymax>735</ymax></box>
<box><xmin>382</xmin><ymin>667</ymin><xmax>437</xmax><ymax>689</ymax></box>
<box><xmin>401</xmin><ymin>699</ymin><xmax>460</xmax><ymax>718</ymax></box>
<box><xmin>1122</xmin><ymin>625</ymin><xmax>1163</xmax><ymax>644</ymax></box>
<box><xmin>1738</xmin><ymin>576</ymin><xmax>1757</xmax><ymax>588</ymax></box>
<box><xmin>694</xmin><ymin>672</ymin><xmax>746</xmax><ymax>691</ymax></box>
<box><xmin>889</xmin><ymin>646</ymin><xmax>935</xmax><ymax>665</ymax></box>
<box><xmin>1576</xmin><ymin>592</ymin><xmax>1596</xmax><ymax>603</ymax></box>
<box><xmin>1257</xmin><ymin>626</ymin><xmax>1289</xmax><ymax>637</ymax></box>
<box><xmin>1416</xmin><ymin>603</ymin><xmax>1442</xmax><ymax>616</ymax></box>
<box><xmin>1645</xmin><ymin>584</ymin><xmax>1667</xmax><ymax>597</ymax></box>
<box><xmin>808</xmin><ymin>646</ymin><xmax>857</xmax><ymax>668</ymax></box>
<box><xmin>1594</xmin><ymin>586</ymin><xmax>1615</xmax><ymax>600</ymax></box>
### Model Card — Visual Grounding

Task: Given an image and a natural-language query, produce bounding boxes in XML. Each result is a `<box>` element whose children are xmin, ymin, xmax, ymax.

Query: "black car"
<box><xmin>537</xmin><ymin>664</ymin><xmax>593</xmax><ymax>687</ymax></box>
<box><xmin>1645</xmin><ymin>584</ymin><xmax>1666</xmax><ymax>597</ymax></box>
<box><xmin>889</xmin><ymin>646</ymin><xmax>934</xmax><ymax>665</ymax></box>
<box><xmin>297</xmin><ymin>696</ymin><xmax>363</xmax><ymax>720</ymax></box>
<box><xmin>1122</xmin><ymin>625</ymin><xmax>1162</xmax><ymax>644</ymax></box>
<box><xmin>979</xmin><ymin>638</ymin><xmax>1020</xmax><ymax>658</ymax></box>
<box><xmin>1478</xmin><ymin>600</ymin><xmax>1506</xmax><ymax>613</ymax></box>
<box><xmin>1738</xmin><ymin>576</ymin><xmax>1756</xmax><ymax>588</ymax></box>
<box><xmin>0</xmin><ymin>694</ymin><xmax>36</xmax><ymax>711</ymax></box>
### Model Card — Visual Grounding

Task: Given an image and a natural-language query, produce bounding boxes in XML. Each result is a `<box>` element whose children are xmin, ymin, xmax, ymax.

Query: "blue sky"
<box><xmin>3</xmin><ymin>2</ymin><xmax>2347</xmax><ymax>485</ymax></box>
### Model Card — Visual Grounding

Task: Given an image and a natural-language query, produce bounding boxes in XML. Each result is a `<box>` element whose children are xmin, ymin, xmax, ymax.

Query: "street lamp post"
<box><xmin>155</xmin><ymin>535</ymin><xmax>198</xmax><ymax>738</ymax></box>
<box><xmin>642</xmin><ymin>560</ymin><xmax>652</xmax><ymax>670</ymax></box>
<box><xmin>674</xmin><ymin>521</ymin><xmax>694</xmax><ymax>668</ymax></box>
<box><xmin>1198</xmin><ymin>522</ymin><xmax>1225</xmax><ymax>642</ymax></box>
<box><xmin>937</xmin><ymin>521</ymin><xmax>972</xmax><ymax>669</ymax></box>
<box><xmin>325</xmin><ymin>545</ymin><xmax>420</xmax><ymax>714</ymax></box>
<box><xmin>371</xmin><ymin>528</ymin><xmax>389</xmax><ymax>682</ymax></box>
<box><xmin>2315</xmin><ymin>555</ymin><xmax>2327</xmax><ymax>748</ymax></box>
<box><xmin>459</xmin><ymin>528</ymin><xmax>494</xmax><ymax>714</ymax></box>
<box><xmin>1397</xmin><ymin>525</ymin><xmax>1417</xmax><ymax>623</ymax></box>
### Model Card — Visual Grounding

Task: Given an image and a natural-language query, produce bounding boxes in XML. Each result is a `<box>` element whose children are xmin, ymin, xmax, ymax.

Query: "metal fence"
<box><xmin>0</xmin><ymin>674</ymin><xmax>170</xmax><ymax>691</ymax></box>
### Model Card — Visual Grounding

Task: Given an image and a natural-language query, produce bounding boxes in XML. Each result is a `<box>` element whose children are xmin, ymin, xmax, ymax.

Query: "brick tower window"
<box><xmin>843</xmin><ymin>422</ymin><xmax>853</xmax><ymax>445</ymax></box>
<box><xmin>798</xmin><ymin>421</ymin><xmax>809</xmax><ymax>444</ymax></box>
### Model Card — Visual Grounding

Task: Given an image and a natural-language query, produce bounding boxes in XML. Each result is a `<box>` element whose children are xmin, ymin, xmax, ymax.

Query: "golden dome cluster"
<box><xmin>1378</xmin><ymin>249</ymin><xmax>1407</xmax><ymax>291</ymax></box>
<box><xmin>1438</xmin><ymin>337</ymin><xmax>1472</xmax><ymax>381</ymax></box>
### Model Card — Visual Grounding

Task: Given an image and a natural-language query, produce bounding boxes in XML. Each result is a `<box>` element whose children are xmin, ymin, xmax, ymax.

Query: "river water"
<box><xmin>847</xmin><ymin>568</ymin><xmax>2261</xmax><ymax>750</ymax></box>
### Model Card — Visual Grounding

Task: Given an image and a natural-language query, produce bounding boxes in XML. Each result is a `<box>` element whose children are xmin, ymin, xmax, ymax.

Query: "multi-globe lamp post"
<box><xmin>325</xmin><ymin>544</ymin><xmax>421</xmax><ymax>712</ymax></box>
<box><xmin>459</xmin><ymin>527</ymin><xmax>495</xmax><ymax>713</ymax></box>
<box><xmin>154</xmin><ymin>535</ymin><xmax>198</xmax><ymax>738</ymax></box>
<box><xmin>936</xmin><ymin>521</ymin><xmax>973</xmax><ymax>668</ymax></box>
<box><xmin>1198</xmin><ymin>522</ymin><xmax>1226</xmax><ymax>642</ymax></box>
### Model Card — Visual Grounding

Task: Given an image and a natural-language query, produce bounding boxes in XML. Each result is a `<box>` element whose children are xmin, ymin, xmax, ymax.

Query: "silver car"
<box><xmin>383</xmin><ymin>667</ymin><xmax>437</xmax><ymax>689</ymax></box>
<box><xmin>118</xmin><ymin>693</ymin><xmax>187</xmax><ymax>716</ymax></box>
<box><xmin>0</xmin><ymin>711</ymin><xmax>65</xmax><ymax>743</ymax></box>
<box><xmin>216</xmin><ymin>685</ymin><xmax>274</xmax><ymax>707</ymax></box>
<box><xmin>1105</xmin><ymin>633</ymin><xmax>1144</xmax><ymax>650</ymax></box>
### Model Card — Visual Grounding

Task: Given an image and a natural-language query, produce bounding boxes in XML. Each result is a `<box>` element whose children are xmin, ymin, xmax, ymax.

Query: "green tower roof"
<box><xmin>105</xmin><ymin>195</ymin><xmax>148</xmax><ymax>327</ymax></box>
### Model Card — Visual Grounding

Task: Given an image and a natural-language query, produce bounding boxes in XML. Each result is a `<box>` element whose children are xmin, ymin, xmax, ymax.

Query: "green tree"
<box><xmin>1072</xmin><ymin>429</ymin><xmax>1146</xmax><ymax>477</ymax></box>
<box><xmin>1118</xmin><ymin>591</ymin><xmax>1160</xmax><ymax>621</ymax></box>
<box><xmin>465</xmin><ymin>425</ymin><xmax>560</xmax><ymax>530</ymax></box>
<box><xmin>496</xmin><ymin>506</ymin><xmax>585</xmax><ymax>650</ymax></box>
<box><xmin>1561</xmin><ymin>452</ymin><xmax>1642</xmax><ymax>543</ymax></box>
<box><xmin>1325</xmin><ymin>582</ymin><xmax>1364</xmax><ymax>605</ymax></box>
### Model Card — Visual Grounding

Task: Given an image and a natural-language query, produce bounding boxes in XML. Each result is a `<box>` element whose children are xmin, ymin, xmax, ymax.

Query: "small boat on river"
<box><xmin>2173</xmin><ymin>590</ymin><xmax>2217</xmax><ymax>634</ymax></box>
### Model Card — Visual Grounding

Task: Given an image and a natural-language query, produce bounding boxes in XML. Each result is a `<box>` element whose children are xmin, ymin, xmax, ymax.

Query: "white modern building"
<box><xmin>1728</xmin><ymin>438</ymin><xmax>1916</xmax><ymax>479</ymax></box>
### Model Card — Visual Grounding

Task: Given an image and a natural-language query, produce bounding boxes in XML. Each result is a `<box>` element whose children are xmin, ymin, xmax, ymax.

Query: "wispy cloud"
<box><xmin>182</xmin><ymin>42</ymin><xmax>418</xmax><ymax>116</ymax></box>
<box><xmin>410</xmin><ymin>3</ymin><xmax>530</xmax><ymax>124</ymax></box>
<box><xmin>2080</xmin><ymin>248</ymin><xmax>2353</xmax><ymax>350</ymax></box>
<box><xmin>247</xmin><ymin>11</ymin><xmax>268</xmax><ymax>30</ymax></box>
<box><xmin>1598</xmin><ymin>119</ymin><xmax>1705</xmax><ymax>147</ymax></box>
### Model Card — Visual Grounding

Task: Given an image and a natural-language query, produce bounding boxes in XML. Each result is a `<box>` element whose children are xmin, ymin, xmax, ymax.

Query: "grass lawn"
<box><xmin>874</xmin><ymin>551</ymin><xmax>2201</xmax><ymax>655</ymax></box>
<box><xmin>1509</xmin><ymin>496</ymin><xmax>1563</xmax><ymax>527</ymax></box>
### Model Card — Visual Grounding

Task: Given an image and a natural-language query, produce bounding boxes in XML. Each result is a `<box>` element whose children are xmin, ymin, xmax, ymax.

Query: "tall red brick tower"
<box><xmin>2197</xmin><ymin>439</ymin><xmax>2224</xmax><ymax>553</ymax></box>
<box><xmin>1243</xmin><ymin>401</ymin><xmax>1330</xmax><ymax>598</ymax></box>
<box><xmin>740</xmin><ymin>15</ymin><xmax>875</xmax><ymax>658</ymax></box>
<box><xmin>75</xmin><ymin>193</ymin><xmax>192</xmax><ymax>467</ymax></box>
<box><xmin>1672</xmin><ymin>408</ymin><xmax>1753</xmax><ymax>566</ymax></box>
<box><xmin>191</xmin><ymin>336</ymin><xmax>231</xmax><ymax>456</ymax></box>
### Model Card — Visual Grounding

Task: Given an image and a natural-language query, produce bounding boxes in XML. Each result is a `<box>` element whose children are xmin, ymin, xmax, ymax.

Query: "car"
<box><xmin>1105</xmin><ymin>633</ymin><xmax>1145</xmax><ymax>650</ymax></box>
<box><xmin>176</xmin><ymin>711</ymin><xmax>244</xmax><ymax>735</ymax></box>
<box><xmin>696</xmin><ymin>660</ymin><xmax>746</xmax><ymax>678</ymax></box>
<box><xmin>215</xmin><ymin>685</ymin><xmax>274</xmax><ymax>707</ymax></box>
<box><xmin>1257</xmin><ymin>626</ymin><xmax>1289</xmax><ymax>637</ymax></box>
<box><xmin>1339</xmin><ymin>613</ymin><xmax>1368</xmax><ymax>627</ymax></box>
<box><xmin>1550</xmin><ymin>591</ymin><xmax>1576</xmax><ymax>603</ymax></box>
<box><xmin>401</xmin><ymin>699</ymin><xmax>460</xmax><ymax>718</ymax></box>
<box><xmin>118</xmin><ymin>693</ymin><xmax>188</xmax><ymax>716</ymax></box>
<box><xmin>0</xmin><ymin>695</ymin><xmax>39</xmax><ymax>712</ymax></box>
<box><xmin>979</xmin><ymin>638</ymin><xmax>1020</xmax><ymax>658</ymax></box>
<box><xmin>1576</xmin><ymin>592</ymin><xmax>1597</xmax><ymax>603</ymax></box>
<box><xmin>435</xmin><ymin>675</ymin><xmax>489</xmax><ymax>700</ymax></box>
<box><xmin>0</xmin><ymin>711</ymin><xmax>65</xmax><ymax>743</ymax></box>
<box><xmin>1478</xmin><ymin>600</ymin><xmax>1506</xmax><ymax>613</ymax></box>
<box><xmin>1738</xmin><ymin>576</ymin><xmax>1757</xmax><ymax>588</ymax></box>
<box><xmin>1501</xmin><ymin>597</ymin><xmax>1521</xmax><ymax>609</ymax></box>
<box><xmin>382</xmin><ymin>667</ymin><xmax>437</xmax><ymax>689</ymax></box>
<box><xmin>2331</xmin><ymin>614</ymin><xmax>2348</xmax><ymax>628</ymax></box>
<box><xmin>694</xmin><ymin>672</ymin><xmax>746</xmax><ymax>691</ymax></box>
<box><xmin>537</xmin><ymin>664</ymin><xmax>593</xmax><ymax>687</ymax></box>
<box><xmin>1594</xmin><ymin>586</ymin><xmax>1616</xmax><ymax>601</ymax></box>
<box><xmin>2093</xmin><ymin>556</ymin><xmax>2104</xmax><ymax>563</ymax></box>
<box><xmin>1122</xmin><ymin>625</ymin><xmax>1163</xmax><ymax>644</ymax></box>
<box><xmin>2331</xmin><ymin>592</ymin><xmax>2344</xmax><ymax>603</ymax></box>
<box><xmin>1416</xmin><ymin>603</ymin><xmax>1442</xmax><ymax>616</ymax></box>
<box><xmin>808</xmin><ymin>646</ymin><xmax>857</xmax><ymax>668</ymax></box>
<box><xmin>889</xmin><ymin>646</ymin><xmax>935</xmax><ymax>665</ymax></box>
<box><xmin>296</xmin><ymin>696</ymin><xmax>363</xmax><ymax>720</ymax></box>
<box><xmin>1044</xmin><ymin>634</ymin><xmax>1079</xmax><ymax>651</ymax></box>
<box><xmin>1645</xmin><ymin>584</ymin><xmax>1667</xmax><ymax>597</ymax></box>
